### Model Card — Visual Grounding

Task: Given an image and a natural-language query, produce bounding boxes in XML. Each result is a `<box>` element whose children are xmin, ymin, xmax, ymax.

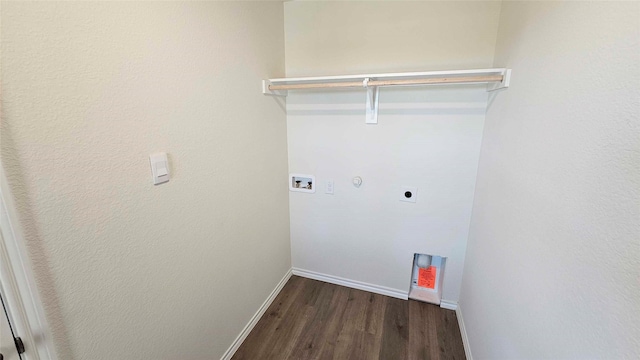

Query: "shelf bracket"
<box><xmin>262</xmin><ymin>80</ymin><xmax>287</xmax><ymax>97</ymax></box>
<box><xmin>487</xmin><ymin>69</ymin><xmax>511</xmax><ymax>92</ymax></box>
<box><xmin>364</xmin><ymin>78</ymin><xmax>379</xmax><ymax>124</ymax></box>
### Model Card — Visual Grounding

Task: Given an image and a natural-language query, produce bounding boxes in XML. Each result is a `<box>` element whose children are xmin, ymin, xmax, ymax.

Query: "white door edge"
<box><xmin>0</xmin><ymin>164</ymin><xmax>57</xmax><ymax>360</ymax></box>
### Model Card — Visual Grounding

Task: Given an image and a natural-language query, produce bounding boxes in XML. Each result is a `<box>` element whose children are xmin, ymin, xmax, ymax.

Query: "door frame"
<box><xmin>1</xmin><ymin>165</ymin><xmax>57</xmax><ymax>360</ymax></box>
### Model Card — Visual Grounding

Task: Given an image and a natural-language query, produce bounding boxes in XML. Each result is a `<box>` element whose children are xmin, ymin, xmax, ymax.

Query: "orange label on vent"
<box><xmin>418</xmin><ymin>266</ymin><xmax>436</xmax><ymax>289</ymax></box>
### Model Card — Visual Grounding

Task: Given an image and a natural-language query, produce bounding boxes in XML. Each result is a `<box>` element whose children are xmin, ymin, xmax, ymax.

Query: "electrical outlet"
<box><xmin>400</xmin><ymin>186</ymin><xmax>417</xmax><ymax>203</ymax></box>
<box><xmin>325</xmin><ymin>180</ymin><xmax>334</xmax><ymax>194</ymax></box>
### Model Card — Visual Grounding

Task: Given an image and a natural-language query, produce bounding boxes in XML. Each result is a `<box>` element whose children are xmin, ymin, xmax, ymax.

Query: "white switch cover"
<box><xmin>325</xmin><ymin>180</ymin><xmax>334</xmax><ymax>194</ymax></box>
<box><xmin>149</xmin><ymin>152</ymin><xmax>170</xmax><ymax>185</ymax></box>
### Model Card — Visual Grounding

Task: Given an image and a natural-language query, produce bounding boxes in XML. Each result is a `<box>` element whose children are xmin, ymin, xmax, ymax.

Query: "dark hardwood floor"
<box><xmin>232</xmin><ymin>276</ymin><xmax>466</xmax><ymax>360</ymax></box>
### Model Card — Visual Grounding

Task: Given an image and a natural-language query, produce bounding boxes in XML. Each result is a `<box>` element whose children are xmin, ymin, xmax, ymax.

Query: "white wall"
<box><xmin>460</xmin><ymin>2</ymin><xmax>640</xmax><ymax>359</ymax></box>
<box><xmin>285</xmin><ymin>1</ymin><xmax>501</xmax><ymax>303</ymax></box>
<box><xmin>1</xmin><ymin>2</ymin><xmax>289</xmax><ymax>359</ymax></box>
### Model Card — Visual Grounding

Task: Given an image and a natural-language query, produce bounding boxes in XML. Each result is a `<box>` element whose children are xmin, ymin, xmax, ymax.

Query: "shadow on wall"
<box><xmin>1</xmin><ymin>122</ymin><xmax>75</xmax><ymax>359</ymax></box>
<box><xmin>283</xmin><ymin>85</ymin><xmax>490</xmax><ymax>117</ymax></box>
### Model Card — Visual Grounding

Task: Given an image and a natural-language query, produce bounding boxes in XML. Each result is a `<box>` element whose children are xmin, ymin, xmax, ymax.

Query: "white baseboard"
<box><xmin>440</xmin><ymin>300</ymin><xmax>458</xmax><ymax>310</ymax></box>
<box><xmin>220</xmin><ymin>268</ymin><xmax>293</xmax><ymax>360</ymax></box>
<box><xmin>291</xmin><ymin>267</ymin><xmax>408</xmax><ymax>300</ymax></box>
<box><xmin>456</xmin><ymin>304</ymin><xmax>473</xmax><ymax>360</ymax></box>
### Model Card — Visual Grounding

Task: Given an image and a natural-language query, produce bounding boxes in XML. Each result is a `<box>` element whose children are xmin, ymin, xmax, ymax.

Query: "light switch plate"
<box><xmin>149</xmin><ymin>152</ymin><xmax>170</xmax><ymax>185</ymax></box>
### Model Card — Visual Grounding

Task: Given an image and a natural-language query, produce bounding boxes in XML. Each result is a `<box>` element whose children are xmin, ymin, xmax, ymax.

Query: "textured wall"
<box><xmin>285</xmin><ymin>1</ymin><xmax>501</xmax><ymax>77</ymax></box>
<box><xmin>460</xmin><ymin>2</ymin><xmax>640</xmax><ymax>359</ymax></box>
<box><xmin>1</xmin><ymin>2</ymin><xmax>289</xmax><ymax>359</ymax></box>
<box><xmin>285</xmin><ymin>1</ymin><xmax>501</xmax><ymax>303</ymax></box>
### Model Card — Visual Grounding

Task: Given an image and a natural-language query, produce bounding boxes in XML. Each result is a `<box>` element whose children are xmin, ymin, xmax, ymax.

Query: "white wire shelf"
<box><xmin>262</xmin><ymin>68</ymin><xmax>511</xmax><ymax>124</ymax></box>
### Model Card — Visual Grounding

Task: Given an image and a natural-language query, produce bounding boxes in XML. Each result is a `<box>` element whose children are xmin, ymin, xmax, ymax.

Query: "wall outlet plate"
<box><xmin>400</xmin><ymin>186</ymin><xmax>417</xmax><ymax>203</ymax></box>
<box><xmin>325</xmin><ymin>180</ymin><xmax>334</xmax><ymax>194</ymax></box>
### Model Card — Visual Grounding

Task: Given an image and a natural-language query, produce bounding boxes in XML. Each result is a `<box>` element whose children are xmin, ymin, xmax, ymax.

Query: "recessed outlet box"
<box><xmin>400</xmin><ymin>186</ymin><xmax>417</xmax><ymax>203</ymax></box>
<box><xmin>409</xmin><ymin>253</ymin><xmax>445</xmax><ymax>305</ymax></box>
<box><xmin>290</xmin><ymin>174</ymin><xmax>315</xmax><ymax>193</ymax></box>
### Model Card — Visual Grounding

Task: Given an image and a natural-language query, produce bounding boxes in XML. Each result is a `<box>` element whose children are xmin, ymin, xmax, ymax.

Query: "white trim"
<box><xmin>0</xmin><ymin>165</ymin><xmax>57</xmax><ymax>360</ymax></box>
<box><xmin>0</xmin><ymin>234</ymin><xmax>32</xmax><ymax>357</ymax></box>
<box><xmin>456</xmin><ymin>304</ymin><xmax>473</xmax><ymax>360</ymax></box>
<box><xmin>220</xmin><ymin>268</ymin><xmax>293</xmax><ymax>360</ymax></box>
<box><xmin>286</xmin><ymin>102</ymin><xmax>489</xmax><ymax>111</ymax></box>
<box><xmin>269</xmin><ymin>68</ymin><xmax>507</xmax><ymax>83</ymax></box>
<box><xmin>439</xmin><ymin>300</ymin><xmax>458</xmax><ymax>310</ymax></box>
<box><xmin>292</xmin><ymin>268</ymin><xmax>408</xmax><ymax>300</ymax></box>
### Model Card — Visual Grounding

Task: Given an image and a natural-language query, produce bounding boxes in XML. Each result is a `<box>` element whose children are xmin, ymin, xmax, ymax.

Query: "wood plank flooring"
<box><xmin>232</xmin><ymin>276</ymin><xmax>466</xmax><ymax>360</ymax></box>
